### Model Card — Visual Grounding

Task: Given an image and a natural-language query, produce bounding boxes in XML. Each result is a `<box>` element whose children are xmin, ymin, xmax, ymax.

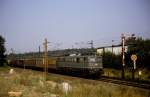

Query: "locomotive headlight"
<box><xmin>95</xmin><ymin>63</ymin><xmax>98</xmax><ymax>66</ymax></box>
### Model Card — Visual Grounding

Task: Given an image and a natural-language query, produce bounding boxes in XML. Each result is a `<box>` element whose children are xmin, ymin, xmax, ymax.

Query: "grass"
<box><xmin>0</xmin><ymin>66</ymin><xmax>149</xmax><ymax>97</ymax></box>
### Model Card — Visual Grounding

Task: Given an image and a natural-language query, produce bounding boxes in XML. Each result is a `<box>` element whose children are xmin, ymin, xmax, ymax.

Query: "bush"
<box><xmin>0</xmin><ymin>35</ymin><xmax>6</xmax><ymax>66</ymax></box>
<box><xmin>103</xmin><ymin>51</ymin><xmax>122</xmax><ymax>69</ymax></box>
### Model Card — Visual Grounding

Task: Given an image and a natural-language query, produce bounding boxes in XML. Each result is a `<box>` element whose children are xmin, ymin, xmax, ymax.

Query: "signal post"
<box><xmin>43</xmin><ymin>38</ymin><xmax>49</xmax><ymax>81</ymax></box>
<box><xmin>131</xmin><ymin>54</ymin><xmax>137</xmax><ymax>80</ymax></box>
<box><xmin>121</xmin><ymin>34</ymin><xmax>125</xmax><ymax>79</ymax></box>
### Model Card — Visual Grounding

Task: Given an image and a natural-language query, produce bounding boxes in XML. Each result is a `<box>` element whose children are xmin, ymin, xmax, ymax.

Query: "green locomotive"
<box><xmin>9</xmin><ymin>55</ymin><xmax>103</xmax><ymax>78</ymax></box>
<box><xmin>57</xmin><ymin>55</ymin><xmax>103</xmax><ymax>77</ymax></box>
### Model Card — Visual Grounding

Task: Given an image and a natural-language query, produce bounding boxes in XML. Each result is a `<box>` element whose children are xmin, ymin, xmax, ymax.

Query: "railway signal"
<box><xmin>121</xmin><ymin>33</ymin><xmax>135</xmax><ymax>79</ymax></box>
<box><xmin>121</xmin><ymin>33</ymin><xmax>125</xmax><ymax>79</ymax></box>
<box><xmin>131</xmin><ymin>54</ymin><xmax>137</xmax><ymax>79</ymax></box>
<box><xmin>131</xmin><ymin>54</ymin><xmax>137</xmax><ymax>69</ymax></box>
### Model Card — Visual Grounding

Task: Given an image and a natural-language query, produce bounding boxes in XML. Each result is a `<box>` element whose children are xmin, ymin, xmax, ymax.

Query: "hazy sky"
<box><xmin>0</xmin><ymin>0</ymin><xmax>150</xmax><ymax>53</ymax></box>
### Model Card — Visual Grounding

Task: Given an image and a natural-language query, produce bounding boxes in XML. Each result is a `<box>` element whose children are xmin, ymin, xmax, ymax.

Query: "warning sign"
<box><xmin>131</xmin><ymin>54</ymin><xmax>137</xmax><ymax>61</ymax></box>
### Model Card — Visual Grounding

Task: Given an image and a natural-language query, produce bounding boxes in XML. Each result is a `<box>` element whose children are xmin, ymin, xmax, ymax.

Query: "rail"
<box><xmin>99</xmin><ymin>76</ymin><xmax>150</xmax><ymax>90</ymax></box>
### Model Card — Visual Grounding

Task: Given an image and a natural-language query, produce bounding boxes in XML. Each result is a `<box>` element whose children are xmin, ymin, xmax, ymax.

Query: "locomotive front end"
<box><xmin>87</xmin><ymin>56</ymin><xmax>103</xmax><ymax>76</ymax></box>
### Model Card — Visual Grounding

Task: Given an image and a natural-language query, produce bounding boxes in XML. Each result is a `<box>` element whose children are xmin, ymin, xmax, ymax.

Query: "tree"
<box><xmin>0</xmin><ymin>35</ymin><xmax>6</xmax><ymax>66</ymax></box>
<box><xmin>103</xmin><ymin>51</ymin><xmax>122</xmax><ymax>69</ymax></box>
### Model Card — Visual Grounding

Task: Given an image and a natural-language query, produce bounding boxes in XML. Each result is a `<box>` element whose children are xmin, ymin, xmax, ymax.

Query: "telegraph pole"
<box><xmin>121</xmin><ymin>34</ymin><xmax>125</xmax><ymax>79</ymax></box>
<box><xmin>10</xmin><ymin>48</ymin><xmax>14</xmax><ymax>67</ymax></box>
<box><xmin>112</xmin><ymin>40</ymin><xmax>114</xmax><ymax>66</ymax></box>
<box><xmin>112</xmin><ymin>40</ymin><xmax>114</xmax><ymax>53</ymax></box>
<box><xmin>43</xmin><ymin>38</ymin><xmax>49</xmax><ymax>80</ymax></box>
<box><xmin>88</xmin><ymin>40</ymin><xmax>94</xmax><ymax>49</ymax></box>
<box><xmin>103</xmin><ymin>47</ymin><xmax>105</xmax><ymax>65</ymax></box>
<box><xmin>91</xmin><ymin>40</ymin><xmax>94</xmax><ymax>49</ymax></box>
<box><xmin>39</xmin><ymin>46</ymin><xmax>41</xmax><ymax>58</ymax></box>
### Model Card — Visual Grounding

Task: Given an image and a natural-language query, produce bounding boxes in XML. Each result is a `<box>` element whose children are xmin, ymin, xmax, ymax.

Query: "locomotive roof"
<box><xmin>58</xmin><ymin>55</ymin><xmax>102</xmax><ymax>58</ymax></box>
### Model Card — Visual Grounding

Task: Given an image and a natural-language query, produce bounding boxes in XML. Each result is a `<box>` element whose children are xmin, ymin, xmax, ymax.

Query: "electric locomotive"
<box><xmin>9</xmin><ymin>55</ymin><xmax>103</xmax><ymax>78</ymax></box>
<box><xmin>56</xmin><ymin>55</ymin><xmax>103</xmax><ymax>77</ymax></box>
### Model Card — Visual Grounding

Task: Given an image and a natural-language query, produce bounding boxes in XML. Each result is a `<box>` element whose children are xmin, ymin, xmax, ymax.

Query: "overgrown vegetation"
<box><xmin>126</xmin><ymin>37</ymin><xmax>150</xmax><ymax>69</ymax></box>
<box><xmin>0</xmin><ymin>67</ymin><xmax>149</xmax><ymax>97</ymax></box>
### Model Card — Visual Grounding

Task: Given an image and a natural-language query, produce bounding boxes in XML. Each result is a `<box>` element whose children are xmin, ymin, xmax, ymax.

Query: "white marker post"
<box><xmin>138</xmin><ymin>70</ymin><xmax>142</xmax><ymax>80</ymax></box>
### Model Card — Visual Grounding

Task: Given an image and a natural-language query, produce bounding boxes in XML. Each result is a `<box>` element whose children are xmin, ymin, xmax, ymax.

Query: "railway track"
<box><xmin>99</xmin><ymin>76</ymin><xmax>150</xmax><ymax>90</ymax></box>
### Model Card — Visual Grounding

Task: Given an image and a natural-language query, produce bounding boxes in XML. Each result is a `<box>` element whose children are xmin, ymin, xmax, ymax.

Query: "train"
<box><xmin>9</xmin><ymin>55</ymin><xmax>103</xmax><ymax>78</ymax></box>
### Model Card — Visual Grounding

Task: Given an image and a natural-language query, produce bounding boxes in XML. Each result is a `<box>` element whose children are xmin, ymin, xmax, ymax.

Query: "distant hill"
<box><xmin>7</xmin><ymin>48</ymin><xmax>97</xmax><ymax>59</ymax></box>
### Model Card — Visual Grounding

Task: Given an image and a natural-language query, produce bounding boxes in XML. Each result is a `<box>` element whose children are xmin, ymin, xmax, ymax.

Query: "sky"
<box><xmin>0</xmin><ymin>0</ymin><xmax>150</xmax><ymax>53</ymax></box>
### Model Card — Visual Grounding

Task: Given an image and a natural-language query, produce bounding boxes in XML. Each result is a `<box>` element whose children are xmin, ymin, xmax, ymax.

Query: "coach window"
<box><xmin>61</xmin><ymin>58</ymin><xmax>64</xmax><ymax>62</ymax></box>
<box><xmin>62</xmin><ymin>58</ymin><xmax>64</xmax><ymax>61</ymax></box>
<box><xmin>77</xmin><ymin>57</ymin><xmax>80</xmax><ymax>63</ymax></box>
<box><xmin>73</xmin><ymin>58</ymin><xmax>76</xmax><ymax>62</ymax></box>
<box><xmin>57</xmin><ymin>58</ymin><xmax>60</xmax><ymax>61</ymax></box>
<box><xmin>66</xmin><ymin>58</ymin><xmax>70</xmax><ymax>62</ymax></box>
<box><xmin>68</xmin><ymin>58</ymin><xmax>70</xmax><ymax>62</ymax></box>
<box><xmin>58</xmin><ymin>58</ymin><xmax>61</xmax><ymax>61</ymax></box>
<box><xmin>71</xmin><ymin>58</ymin><xmax>74</xmax><ymax>62</ymax></box>
<box><xmin>62</xmin><ymin>58</ymin><xmax>65</xmax><ymax>62</ymax></box>
<box><xmin>80</xmin><ymin>58</ymin><xmax>84</xmax><ymax>62</ymax></box>
<box><xmin>71</xmin><ymin>58</ymin><xmax>73</xmax><ymax>62</ymax></box>
<box><xmin>69</xmin><ymin>58</ymin><xmax>71</xmax><ymax>62</ymax></box>
<box><xmin>84</xmin><ymin>57</ymin><xmax>87</xmax><ymax>62</ymax></box>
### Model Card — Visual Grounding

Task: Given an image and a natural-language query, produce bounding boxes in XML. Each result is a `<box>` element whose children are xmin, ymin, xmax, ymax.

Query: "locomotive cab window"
<box><xmin>89</xmin><ymin>57</ymin><xmax>96</xmax><ymax>62</ymax></box>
